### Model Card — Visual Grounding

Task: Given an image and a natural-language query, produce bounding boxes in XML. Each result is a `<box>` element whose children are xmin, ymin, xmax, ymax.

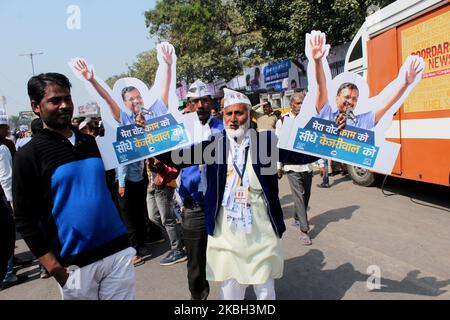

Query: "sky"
<box><xmin>0</xmin><ymin>0</ymin><xmax>158</xmax><ymax>117</ymax></box>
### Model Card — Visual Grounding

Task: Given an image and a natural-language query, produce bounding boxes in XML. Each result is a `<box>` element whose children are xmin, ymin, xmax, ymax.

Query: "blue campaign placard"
<box><xmin>293</xmin><ymin>119</ymin><xmax>380</xmax><ymax>168</ymax></box>
<box><xmin>264</xmin><ymin>60</ymin><xmax>290</xmax><ymax>83</ymax></box>
<box><xmin>264</xmin><ymin>60</ymin><xmax>290</xmax><ymax>77</ymax></box>
<box><xmin>304</xmin><ymin>117</ymin><xmax>375</xmax><ymax>145</ymax></box>
<box><xmin>266</xmin><ymin>81</ymin><xmax>283</xmax><ymax>92</ymax></box>
<box><xmin>116</xmin><ymin>113</ymin><xmax>179</xmax><ymax>141</ymax></box>
<box><xmin>113</xmin><ymin>114</ymin><xmax>189</xmax><ymax>164</ymax></box>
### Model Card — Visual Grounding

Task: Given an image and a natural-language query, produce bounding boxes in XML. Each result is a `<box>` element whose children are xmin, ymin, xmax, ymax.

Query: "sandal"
<box><xmin>299</xmin><ymin>234</ymin><xmax>312</xmax><ymax>246</ymax></box>
<box><xmin>132</xmin><ymin>255</ymin><xmax>145</xmax><ymax>267</ymax></box>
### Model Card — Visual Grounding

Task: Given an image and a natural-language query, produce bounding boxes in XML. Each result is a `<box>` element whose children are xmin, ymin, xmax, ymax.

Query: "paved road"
<box><xmin>2</xmin><ymin>171</ymin><xmax>449</xmax><ymax>300</ymax></box>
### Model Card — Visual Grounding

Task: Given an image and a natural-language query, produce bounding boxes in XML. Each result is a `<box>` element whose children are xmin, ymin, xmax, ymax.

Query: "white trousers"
<box><xmin>59</xmin><ymin>247</ymin><xmax>136</xmax><ymax>300</ymax></box>
<box><xmin>219</xmin><ymin>278</ymin><xmax>276</xmax><ymax>300</ymax></box>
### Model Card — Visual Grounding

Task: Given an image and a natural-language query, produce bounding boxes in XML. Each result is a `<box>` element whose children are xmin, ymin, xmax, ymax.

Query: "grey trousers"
<box><xmin>147</xmin><ymin>187</ymin><xmax>183</xmax><ymax>251</ymax></box>
<box><xmin>286</xmin><ymin>171</ymin><xmax>313</xmax><ymax>233</ymax></box>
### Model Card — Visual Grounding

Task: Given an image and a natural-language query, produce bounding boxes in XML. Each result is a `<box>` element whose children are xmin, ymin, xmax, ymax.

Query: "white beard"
<box><xmin>225</xmin><ymin>121</ymin><xmax>249</xmax><ymax>140</ymax></box>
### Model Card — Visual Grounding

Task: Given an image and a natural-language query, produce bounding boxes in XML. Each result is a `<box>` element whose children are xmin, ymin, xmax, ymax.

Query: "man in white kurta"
<box><xmin>205</xmin><ymin>89</ymin><xmax>283</xmax><ymax>300</ymax></box>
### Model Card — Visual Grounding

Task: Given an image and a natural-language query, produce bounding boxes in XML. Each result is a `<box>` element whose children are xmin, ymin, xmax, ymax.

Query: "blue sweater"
<box><xmin>13</xmin><ymin>128</ymin><xmax>129</xmax><ymax>268</ymax></box>
<box><xmin>177</xmin><ymin>117</ymin><xmax>223</xmax><ymax>207</ymax></box>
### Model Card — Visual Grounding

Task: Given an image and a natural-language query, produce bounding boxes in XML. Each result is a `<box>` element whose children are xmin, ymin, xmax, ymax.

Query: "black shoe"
<box><xmin>159</xmin><ymin>250</ymin><xmax>187</xmax><ymax>266</ymax></box>
<box><xmin>0</xmin><ymin>275</ymin><xmax>28</xmax><ymax>291</ymax></box>
<box><xmin>317</xmin><ymin>183</ymin><xmax>330</xmax><ymax>188</ymax></box>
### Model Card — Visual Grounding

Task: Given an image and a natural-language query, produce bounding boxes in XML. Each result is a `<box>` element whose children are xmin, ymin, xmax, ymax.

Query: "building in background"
<box><xmin>77</xmin><ymin>102</ymin><xmax>100</xmax><ymax>118</ymax></box>
<box><xmin>174</xmin><ymin>43</ymin><xmax>349</xmax><ymax>111</ymax></box>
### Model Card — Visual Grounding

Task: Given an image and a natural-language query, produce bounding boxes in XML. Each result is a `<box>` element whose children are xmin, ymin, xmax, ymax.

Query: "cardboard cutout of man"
<box><xmin>311</xmin><ymin>31</ymin><xmax>423</xmax><ymax>130</ymax></box>
<box><xmin>73</xmin><ymin>44</ymin><xmax>173</xmax><ymax>126</ymax></box>
<box><xmin>277</xmin><ymin>30</ymin><xmax>424</xmax><ymax>175</ymax></box>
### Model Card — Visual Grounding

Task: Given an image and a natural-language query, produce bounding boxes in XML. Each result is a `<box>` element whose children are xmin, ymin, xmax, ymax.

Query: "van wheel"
<box><xmin>347</xmin><ymin>165</ymin><xmax>379</xmax><ymax>187</ymax></box>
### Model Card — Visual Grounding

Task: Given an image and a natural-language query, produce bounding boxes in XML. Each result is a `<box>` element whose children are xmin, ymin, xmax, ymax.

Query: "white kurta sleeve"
<box><xmin>0</xmin><ymin>145</ymin><xmax>13</xmax><ymax>202</ymax></box>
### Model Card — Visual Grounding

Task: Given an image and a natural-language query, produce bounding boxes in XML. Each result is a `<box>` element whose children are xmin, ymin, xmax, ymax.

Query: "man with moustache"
<box><xmin>205</xmin><ymin>88</ymin><xmax>284</xmax><ymax>299</ymax></box>
<box><xmin>251</xmin><ymin>101</ymin><xmax>280</xmax><ymax>132</ymax></box>
<box><xmin>13</xmin><ymin>73</ymin><xmax>135</xmax><ymax>300</ymax></box>
<box><xmin>176</xmin><ymin>79</ymin><xmax>223</xmax><ymax>300</ymax></box>
<box><xmin>159</xmin><ymin>88</ymin><xmax>313</xmax><ymax>299</ymax></box>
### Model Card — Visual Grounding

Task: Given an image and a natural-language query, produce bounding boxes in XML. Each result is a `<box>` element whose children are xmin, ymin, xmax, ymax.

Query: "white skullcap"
<box><xmin>223</xmin><ymin>88</ymin><xmax>251</xmax><ymax>109</ymax></box>
<box><xmin>0</xmin><ymin>109</ymin><xmax>8</xmax><ymax>125</ymax></box>
<box><xmin>186</xmin><ymin>80</ymin><xmax>211</xmax><ymax>98</ymax></box>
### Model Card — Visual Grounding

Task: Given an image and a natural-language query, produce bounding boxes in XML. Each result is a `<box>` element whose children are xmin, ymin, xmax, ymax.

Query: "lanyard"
<box><xmin>232</xmin><ymin>146</ymin><xmax>249</xmax><ymax>186</ymax></box>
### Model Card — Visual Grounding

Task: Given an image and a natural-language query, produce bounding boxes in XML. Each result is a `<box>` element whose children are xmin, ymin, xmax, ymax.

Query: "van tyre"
<box><xmin>347</xmin><ymin>165</ymin><xmax>379</xmax><ymax>187</ymax></box>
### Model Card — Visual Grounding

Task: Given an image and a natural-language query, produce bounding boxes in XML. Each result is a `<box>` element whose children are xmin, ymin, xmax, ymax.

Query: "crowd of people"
<box><xmin>0</xmin><ymin>37</ymin><xmax>358</xmax><ymax>300</ymax></box>
<box><xmin>0</xmin><ymin>77</ymin><xmax>350</xmax><ymax>299</ymax></box>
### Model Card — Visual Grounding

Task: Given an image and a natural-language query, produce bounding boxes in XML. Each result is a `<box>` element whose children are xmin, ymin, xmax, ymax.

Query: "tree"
<box><xmin>234</xmin><ymin>0</ymin><xmax>396</xmax><ymax>71</ymax></box>
<box><xmin>105</xmin><ymin>72</ymin><xmax>130</xmax><ymax>90</ymax></box>
<box><xmin>107</xmin><ymin>0</ymin><xmax>396</xmax><ymax>87</ymax></box>
<box><xmin>128</xmin><ymin>50</ymin><xmax>159</xmax><ymax>87</ymax></box>
<box><xmin>144</xmin><ymin>0</ymin><xmax>266</xmax><ymax>84</ymax></box>
<box><xmin>8</xmin><ymin>115</ymin><xmax>19</xmax><ymax>130</ymax></box>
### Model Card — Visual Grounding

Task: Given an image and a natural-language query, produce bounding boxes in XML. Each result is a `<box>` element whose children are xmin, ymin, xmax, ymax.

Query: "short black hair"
<box><xmin>121</xmin><ymin>86</ymin><xmax>138</xmax><ymax>101</ymax></box>
<box><xmin>337</xmin><ymin>82</ymin><xmax>358</xmax><ymax>96</ymax></box>
<box><xmin>84</xmin><ymin>119</ymin><xmax>100</xmax><ymax>136</ymax></box>
<box><xmin>263</xmin><ymin>101</ymin><xmax>272</xmax><ymax>108</ymax></box>
<box><xmin>27</xmin><ymin>73</ymin><xmax>72</xmax><ymax>105</ymax></box>
<box><xmin>30</xmin><ymin>118</ymin><xmax>43</xmax><ymax>134</ymax></box>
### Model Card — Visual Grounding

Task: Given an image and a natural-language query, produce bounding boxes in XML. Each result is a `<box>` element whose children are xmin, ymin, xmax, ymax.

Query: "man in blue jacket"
<box><xmin>160</xmin><ymin>88</ymin><xmax>313</xmax><ymax>299</ymax></box>
<box><xmin>176</xmin><ymin>80</ymin><xmax>223</xmax><ymax>300</ymax></box>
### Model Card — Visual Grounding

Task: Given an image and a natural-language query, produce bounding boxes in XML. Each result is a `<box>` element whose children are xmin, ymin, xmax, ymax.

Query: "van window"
<box><xmin>349</xmin><ymin>37</ymin><xmax>363</xmax><ymax>62</ymax></box>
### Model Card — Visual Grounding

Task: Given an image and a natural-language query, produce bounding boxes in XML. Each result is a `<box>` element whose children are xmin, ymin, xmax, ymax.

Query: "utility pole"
<box><xmin>19</xmin><ymin>52</ymin><xmax>44</xmax><ymax>76</ymax></box>
<box><xmin>0</xmin><ymin>96</ymin><xmax>6</xmax><ymax>114</ymax></box>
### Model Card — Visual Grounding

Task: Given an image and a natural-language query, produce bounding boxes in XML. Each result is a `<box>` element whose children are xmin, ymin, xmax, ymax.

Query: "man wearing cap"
<box><xmin>159</xmin><ymin>88</ymin><xmax>313</xmax><ymax>299</ymax></box>
<box><xmin>205</xmin><ymin>88</ymin><xmax>284</xmax><ymax>299</ymax></box>
<box><xmin>175</xmin><ymin>79</ymin><xmax>223</xmax><ymax>300</ymax></box>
